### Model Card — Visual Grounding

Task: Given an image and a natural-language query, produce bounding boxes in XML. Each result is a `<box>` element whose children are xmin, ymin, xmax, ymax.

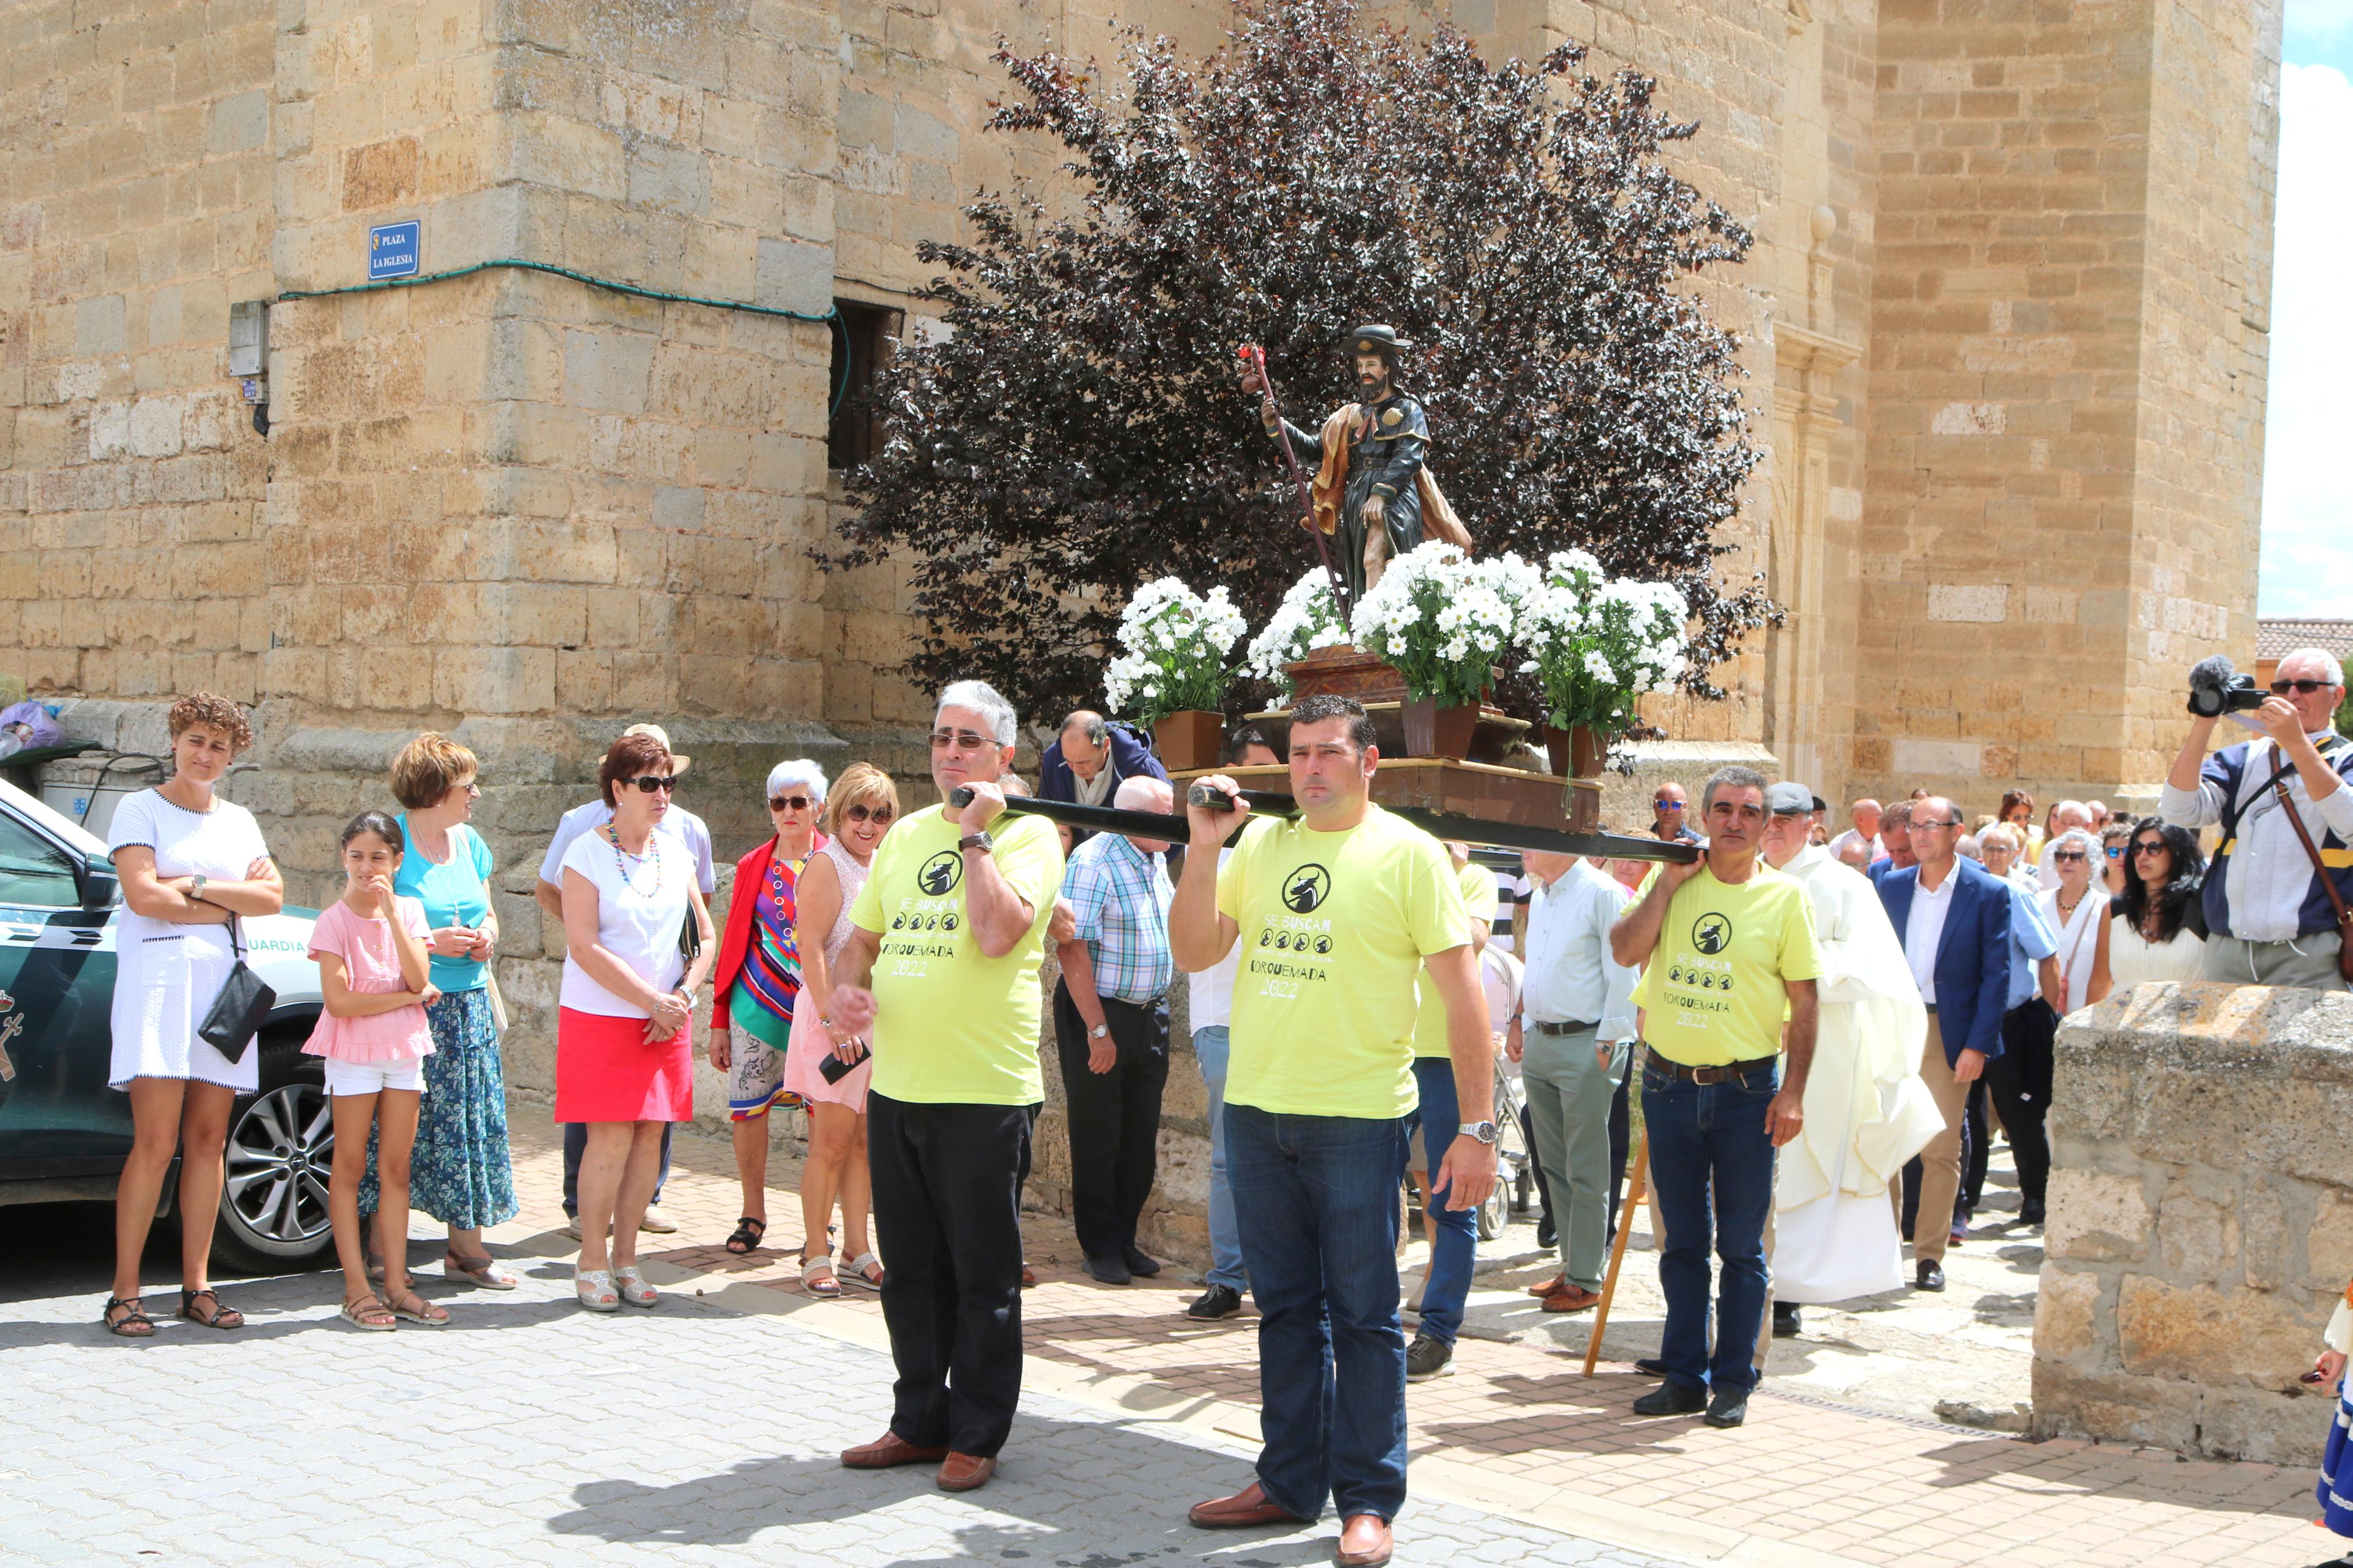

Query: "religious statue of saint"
<box><xmin>1244</xmin><ymin>323</ymin><xmax>1471</xmax><ymax>606</ymax></box>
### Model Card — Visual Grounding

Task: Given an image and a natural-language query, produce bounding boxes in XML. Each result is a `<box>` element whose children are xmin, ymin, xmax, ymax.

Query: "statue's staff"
<box><xmin>1238</xmin><ymin>343</ymin><xmax>1350</xmax><ymax>627</ymax></box>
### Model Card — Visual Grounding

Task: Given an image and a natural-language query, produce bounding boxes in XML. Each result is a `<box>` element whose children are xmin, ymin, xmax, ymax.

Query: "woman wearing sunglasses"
<box><xmin>555</xmin><ymin>730</ymin><xmax>716</xmax><ymax>1310</ymax></box>
<box><xmin>2106</xmin><ymin>818</ymin><xmax>2208</xmax><ymax>990</ymax></box>
<box><xmin>777</xmin><ymin>763</ymin><xmax>902</xmax><ymax>1296</ymax></box>
<box><xmin>707</xmin><ymin>760</ymin><xmax>831</xmax><ymax>1257</ymax></box>
<box><xmin>2038</xmin><ymin>829</ymin><xmax>2111</xmax><ymax>1016</ymax></box>
<box><xmin>2098</xmin><ymin>822</ymin><xmax>2135</xmax><ymax>898</ymax></box>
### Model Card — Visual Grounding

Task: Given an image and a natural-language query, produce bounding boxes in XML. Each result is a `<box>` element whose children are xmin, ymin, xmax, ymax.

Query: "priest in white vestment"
<box><xmin>1760</xmin><ymin>785</ymin><xmax>1944</xmax><ymax>1311</ymax></box>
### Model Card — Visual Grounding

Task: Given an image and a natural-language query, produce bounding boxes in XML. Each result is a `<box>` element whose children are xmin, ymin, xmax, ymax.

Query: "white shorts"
<box><xmin>322</xmin><ymin>1057</ymin><xmax>428</xmax><ymax>1097</ymax></box>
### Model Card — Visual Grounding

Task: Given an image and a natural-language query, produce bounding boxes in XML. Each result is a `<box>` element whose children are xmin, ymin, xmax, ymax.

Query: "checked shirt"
<box><xmin>1060</xmin><ymin>830</ymin><xmax>1175</xmax><ymax>1005</ymax></box>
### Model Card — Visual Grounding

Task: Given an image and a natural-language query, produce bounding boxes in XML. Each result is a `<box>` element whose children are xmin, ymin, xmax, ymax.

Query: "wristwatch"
<box><xmin>959</xmin><ymin>830</ymin><xmax>994</xmax><ymax>853</ymax></box>
<box><xmin>1458</xmin><ymin>1120</ymin><xmax>1499</xmax><ymax>1146</ymax></box>
<box><xmin>1088</xmin><ymin>1023</ymin><xmax>1110</xmax><ymax>1041</ymax></box>
<box><xmin>187</xmin><ymin>874</ymin><xmax>207</xmax><ymax>903</ymax></box>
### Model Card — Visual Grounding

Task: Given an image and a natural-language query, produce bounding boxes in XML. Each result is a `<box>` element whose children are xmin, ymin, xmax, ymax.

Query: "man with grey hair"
<box><xmin>829</xmin><ymin>679</ymin><xmax>1066</xmax><ymax>1494</ymax></box>
<box><xmin>1611</xmin><ymin>764</ymin><xmax>1822</xmax><ymax>1428</ymax></box>
<box><xmin>1052</xmin><ymin>774</ymin><xmax>1180</xmax><ymax>1285</ymax></box>
<box><xmin>1041</xmin><ymin>708</ymin><xmax>1170</xmax><ymax>816</ymax></box>
<box><xmin>2162</xmin><ymin>646</ymin><xmax>2353</xmax><ymax>989</ymax></box>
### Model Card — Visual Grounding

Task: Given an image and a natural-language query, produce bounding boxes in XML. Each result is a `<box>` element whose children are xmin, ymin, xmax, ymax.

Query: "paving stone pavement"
<box><xmin>1</xmin><ymin>1231</ymin><xmax>1680</xmax><ymax>1567</ymax></box>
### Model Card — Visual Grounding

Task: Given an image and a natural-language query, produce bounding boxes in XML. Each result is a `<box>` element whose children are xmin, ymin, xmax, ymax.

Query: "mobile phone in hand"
<box><xmin>818</xmin><ymin>1043</ymin><xmax>871</xmax><ymax>1085</ymax></box>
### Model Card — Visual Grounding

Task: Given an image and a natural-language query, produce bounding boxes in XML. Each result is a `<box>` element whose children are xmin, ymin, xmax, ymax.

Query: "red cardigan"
<box><xmin>708</xmin><ymin>833</ymin><xmax>825</xmax><ymax>1033</ymax></box>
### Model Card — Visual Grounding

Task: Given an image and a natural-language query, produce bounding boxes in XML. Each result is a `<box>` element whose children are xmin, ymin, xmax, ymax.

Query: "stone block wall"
<box><xmin>2033</xmin><ymin>982</ymin><xmax>2353</xmax><ymax>1463</ymax></box>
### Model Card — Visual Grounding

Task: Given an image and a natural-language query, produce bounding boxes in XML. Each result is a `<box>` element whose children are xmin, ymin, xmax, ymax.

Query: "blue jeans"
<box><xmin>1641</xmin><ymin>1058</ymin><xmax>1778</xmax><ymax>1396</ymax></box>
<box><xmin>1192</xmin><ymin>1027</ymin><xmax>1248</xmax><ymax>1292</ymax></box>
<box><xmin>1404</xmin><ymin>1057</ymin><xmax>1478</xmax><ymax>1345</ymax></box>
<box><xmin>1227</xmin><ymin>1104</ymin><xmax>1411</xmax><ymax>1522</ymax></box>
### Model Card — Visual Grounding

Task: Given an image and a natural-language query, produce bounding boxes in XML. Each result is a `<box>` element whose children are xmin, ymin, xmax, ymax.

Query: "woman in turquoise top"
<box><xmin>360</xmin><ymin>733</ymin><xmax>520</xmax><ymax>1287</ymax></box>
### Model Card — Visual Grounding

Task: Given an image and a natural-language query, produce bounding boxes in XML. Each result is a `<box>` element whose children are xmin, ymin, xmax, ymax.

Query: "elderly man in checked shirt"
<box><xmin>1050</xmin><ymin>776</ymin><xmax>1180</xmax><ymax>1285</ymax></box>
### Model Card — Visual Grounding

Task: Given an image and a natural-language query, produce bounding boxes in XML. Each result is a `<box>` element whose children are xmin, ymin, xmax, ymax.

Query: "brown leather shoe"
<box><xmin>1541</xmin><ymin>1283</ymin><xmax>1603</xmax><ymax>1313</ymax></box>
<box><xmin>1336</xmin><ymin>1512</ymin><xmax>1393</xmax><ymax>1566</ymax></box>
<box><xmin>1188</xmin><ymin>1481</ymin><xmax>1311</xmax><ymax>1529</ymax></box>
<box><xmin>935</xmin><ymin>1452</ymin><xmax>996</xmax><ymax>1492</ymax></box>
<box><xmin>840</xmin><ymin>1431</ymin><xmax>949</xmax><ymax>1469</ymax></box>
<box><xmin>1524</xmin><ymin>1273</ymin><xmax>1566</xmax><ymax>1297</ymax></box>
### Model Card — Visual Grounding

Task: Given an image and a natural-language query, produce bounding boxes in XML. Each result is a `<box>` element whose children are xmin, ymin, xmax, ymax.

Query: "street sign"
<box><xmin>368</xmin><ymin>221</ymin><xmax>420</xmax><ymax>280</ymax></box>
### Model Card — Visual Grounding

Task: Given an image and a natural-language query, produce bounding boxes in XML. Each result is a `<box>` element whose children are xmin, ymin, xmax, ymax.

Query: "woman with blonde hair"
<box><xmin>557</xmin><ymin>730</ymin><xmax>715</xmax><ymax>1310</ymax></box>
<box><xmin>778</xmin><ymin>762</ymin><xmax>900</xmax><ymax>1296</ymax></box>
<box><xmin>362</xmin><ymin>732</ymin><xmax>519</xmax><ymax>1288</ymax></box>
<box><xmin>707</xmin><ymin>759</ymin><xmax>829</xmax><ymax>1256</ymax></box>
<box><xmin>102</xmin><ymin>693</ymin><xmax>284</xmax><ymax>1336</ymax></box>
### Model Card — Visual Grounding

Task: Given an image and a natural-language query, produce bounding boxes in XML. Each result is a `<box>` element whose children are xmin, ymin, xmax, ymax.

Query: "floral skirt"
<box><xmin>361</xmin><ymin>987</ymin><xmax>518</xmax><ymax>1231</ymax></box>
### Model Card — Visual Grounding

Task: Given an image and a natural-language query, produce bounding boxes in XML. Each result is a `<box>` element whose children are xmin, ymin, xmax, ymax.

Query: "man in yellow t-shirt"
<box><xmin>1400</xmin><ymin>845</ymin><xmax>1498</xmax><ymax>1379</ymax></box>
<box><xmin>1610</xmin><ymin>765</ymin><xmax>1820</xmax><ymax>1432</ymax></box>
<box><xmin>827</xmin><ymin>680</ymin><xmax>1064</xmax><ymax>1495</ymax></box>
<box><xmin>1167</xmin><ymin>695</ymin><xmax>1495</xmax><ymax>1568</ymax></box>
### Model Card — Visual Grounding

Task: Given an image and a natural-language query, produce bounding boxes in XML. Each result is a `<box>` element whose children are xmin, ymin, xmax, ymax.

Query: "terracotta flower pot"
<box><xmin>1545</xmin><ymin>724</ymin><xmax>1611</xmax><ymax>778</ymax></box>
<box><xmin>1401</xmin><ymin>698</ymin><xmax>1479</xmax><ymax>760</ymax></box>
<box><xmin>1153</xmin><ymin>709</ymin><xmax>1225</xmax><ymax>773</ymax></box>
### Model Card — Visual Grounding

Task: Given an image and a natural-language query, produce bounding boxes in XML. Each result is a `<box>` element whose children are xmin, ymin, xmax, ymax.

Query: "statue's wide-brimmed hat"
<box><xmin>1347</xmin><ymin>324</ymin><xmax>1412</xmax><ymax>360</ymax></box>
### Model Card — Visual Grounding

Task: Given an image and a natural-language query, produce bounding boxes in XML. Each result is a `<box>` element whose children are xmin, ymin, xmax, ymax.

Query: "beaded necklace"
<box><xmin>606</xmin><ymin>823</ymin><xmax>662</xmax><ymax>897</ymax></box>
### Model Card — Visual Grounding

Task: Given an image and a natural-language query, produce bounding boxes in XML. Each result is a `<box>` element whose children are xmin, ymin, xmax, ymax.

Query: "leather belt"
<box><xmin>1528</xmin><ymin>1019</ymin><xmax>1599</xmax><ymax>1036</ymax></box>
<box><xmin>1648</xmin><ymin>1053</ymin><xmax>1778</xmax><ymax>1085</ymax></box>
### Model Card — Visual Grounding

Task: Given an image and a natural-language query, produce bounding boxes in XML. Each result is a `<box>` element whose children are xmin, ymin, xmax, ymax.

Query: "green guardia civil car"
<box><xmin>0</xmin><ymin>778</ymin><xmax>333</xmax><ymax>1267</ymax></box>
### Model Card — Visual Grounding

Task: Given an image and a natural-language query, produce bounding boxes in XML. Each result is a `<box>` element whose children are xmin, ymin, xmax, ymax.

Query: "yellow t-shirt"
<box><xmin>1411</xmin><ymin>859</ymin><xmax>1502</xmax><ymax>1058</ymax></box>
<box><xmin>1632</xmin><ymin>862</ymin><xmax>1823</xmax><ymax>1066</ymax></box>
<box><xmin>847</xmin><ymin>805</ymin><xmax>1063</xmax><ymax>1106</ymax></box>
<box><xmin>1218</xmin><ymin>804</ymin><xmax>1469</xmax><ymax>1119</ymax></box>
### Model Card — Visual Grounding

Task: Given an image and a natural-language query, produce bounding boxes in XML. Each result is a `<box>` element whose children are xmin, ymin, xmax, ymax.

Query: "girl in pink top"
<box><xmin>307</xmin><ymin>811</ymin><xmax>446</xmax><ymax>1331</ymax></box>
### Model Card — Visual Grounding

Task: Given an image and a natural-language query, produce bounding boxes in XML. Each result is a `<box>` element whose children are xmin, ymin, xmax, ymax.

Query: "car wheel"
<box><xmin>215</xmin><ymin>1031</ymin><xmax>336</xmax><ymax>1271</ymax></box>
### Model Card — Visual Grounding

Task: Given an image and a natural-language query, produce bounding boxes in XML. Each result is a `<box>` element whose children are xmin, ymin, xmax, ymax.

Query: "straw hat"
<box><xmin>621</xmin><ymin>722</ymin><xmax>691</xmax><ymax>776</ymax></box>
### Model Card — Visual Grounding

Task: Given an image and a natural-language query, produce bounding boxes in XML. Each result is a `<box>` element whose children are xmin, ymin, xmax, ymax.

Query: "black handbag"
<box><xmin>198</xmin><ymin>915</ymin><xmax>276</xmax><ymax>1065</ymax></box>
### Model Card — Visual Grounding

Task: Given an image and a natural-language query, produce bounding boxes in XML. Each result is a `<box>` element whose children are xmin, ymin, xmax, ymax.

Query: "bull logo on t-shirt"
<box><xmin>918</xmin><ymin>851</ymin><xmax>963</xmax><ymax>897</ymax></box>
<box><xmin>1283</xmin><ymin>863</ymin><xmax>1332</xmax><ymax>913</ymax></box>
<box><xmin>1692</xmin><ymin>913</ymin><xmax>1731</xmax><ymax>955</ymax></box>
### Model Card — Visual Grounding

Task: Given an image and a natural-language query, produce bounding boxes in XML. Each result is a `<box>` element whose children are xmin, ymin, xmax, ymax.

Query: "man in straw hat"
<box><xmin>536</xmin><ymin>722</ymin><xmax>717</xmax><ymax>1236</ymax></box>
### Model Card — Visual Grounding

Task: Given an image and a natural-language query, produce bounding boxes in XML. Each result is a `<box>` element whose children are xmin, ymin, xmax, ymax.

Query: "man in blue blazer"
<box><xmin>1039</xmin><ymin>711</ymin><xmax>1170</xmax><ymax>817</ymax></box>
<box><xmin>1875</xmin><ymin>796</ymin><xmax>2011</xmax><ymax>1292</ymax></box>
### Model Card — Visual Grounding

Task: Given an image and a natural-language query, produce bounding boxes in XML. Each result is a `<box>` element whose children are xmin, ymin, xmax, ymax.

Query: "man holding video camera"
<box><xmin>2160</xmin><ymin>648</ymin><xmax>2353</xmax><ymax>990</ymax></box>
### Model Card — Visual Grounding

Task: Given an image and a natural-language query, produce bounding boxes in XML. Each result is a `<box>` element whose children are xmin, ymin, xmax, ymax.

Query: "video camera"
<box><xmin>2186</xmin><ymin>655</ymin><xmax>2266</xmax><ymax>719</ymax></box>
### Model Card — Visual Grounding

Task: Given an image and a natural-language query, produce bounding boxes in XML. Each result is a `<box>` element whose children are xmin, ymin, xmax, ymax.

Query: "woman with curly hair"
<box><xmin>101</xmin><ymin>692</ymin><xmax>285</xmax><ymax>1337</ymax></box>
<box><xmin>2103</xmin><ymin>817</ymin><xmax>2208</xmax><ymax>990</ymax></box>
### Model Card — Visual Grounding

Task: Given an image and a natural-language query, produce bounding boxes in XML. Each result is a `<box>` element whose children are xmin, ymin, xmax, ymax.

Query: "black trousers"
<box><xmin>1958</xmin><ymin>1080</ymin><xmax>1989</xmax><ymax>1218</ymax></box>
<box><xmin>1983</xmin><ymin>1000</ymin><xmax>2057</xmax><ymax>1209</ymax></box>
<box><xmin>1052</xmin><ymin>981</ymin><xmax>1170</xmax><ymax>1260</ymax></box>
<box><xmin>866</xmin><ymin>1092</ymin><xmax>1029</xmax><ymax>1458</ymax></box>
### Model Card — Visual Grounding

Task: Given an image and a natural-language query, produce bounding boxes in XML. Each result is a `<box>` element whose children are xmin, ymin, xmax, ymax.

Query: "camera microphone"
<box><xmin>2186</xmin><ymin>655</ymin><xmax>2265</xmax><ymax>719</ymax></box>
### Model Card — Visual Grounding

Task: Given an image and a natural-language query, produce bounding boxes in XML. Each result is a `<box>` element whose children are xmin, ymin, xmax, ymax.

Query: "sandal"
<box><xmin>179</xmin><ymin>1288</ymin><xmax>244</xmax><ymax>1331</ymax></box>
<box><xmin>102</xmin><ymin>1295</ymin><xmax>155</xmax><ymax>1339</ymax></box>
<box><xmin>725</xmin><ymin>1215</ymin><xmax>768</xmax><ymax>1255</ymax></box>
<box><xmin>442</xmin><ymin>1251</ymin><xmax>519</xmax><ymax>1290</ymax></box>
<box><xmin>340</xmin><ymin>1293</ymin><xmax>397</xmax><ymax>1332</ymax></box>
<box><xmin>386</xmin><ymin>1288</ymin><xmax>449</xmax><ymax>1327</ymax></box>
<box><xmin>843</xmin><ymin>1250</ymin><xmax>885</xmax><ymax>1292</ymax></box>
<box><xmin>800</xmin><ymin>1251</ymin><xmax>841</xmax><ymax>1299</ymax></box>
<box><xmin>613</xmin><ymin>1265</ymin><xmax>658</xmax><ymax>1309</ymax></box>
<box><xmin>576</xmin><ymin>1267</ymin><xmax>620</xmax><ymax>1313</ymax></box>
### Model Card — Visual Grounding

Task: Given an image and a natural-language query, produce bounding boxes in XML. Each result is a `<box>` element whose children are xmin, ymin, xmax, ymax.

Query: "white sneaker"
<box><xmin>639</xmin><ymin>1205</ymin><xmax>677</xmax><ymax>1235</ymax></box>
<box><xmin>564</xmin><ymin>1216</ymin><xmax>583</xmax><ymax>1241</ymax></box>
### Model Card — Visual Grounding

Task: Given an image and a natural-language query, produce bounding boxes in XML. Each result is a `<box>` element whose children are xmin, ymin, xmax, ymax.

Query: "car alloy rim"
<box><xmin>225</xmin><ymin>1083</ymin><xmax>334</xmax><ymax>1244</ymax></box>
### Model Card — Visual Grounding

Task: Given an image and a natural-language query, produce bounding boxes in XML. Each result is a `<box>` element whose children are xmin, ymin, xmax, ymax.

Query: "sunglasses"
<box><xmin>842</xmin><ymin>802</ymin><xmax>896</xmax><ymax>825</ymax></box>
<box><xmin>2104</xmin><ymin>846</ymin><xmax>2125</xmax><ymax>859</ymax></box>
<box><xmin>624</xmin><ymin>776</ymin><xmax>676</xmax><ymax>794</ymax></box>
<box><xmin>2272</xmin><ymin>678</ymin><xmax>2336</xmax><ymax>695</ymax></box>
<box><xmin>2132</xmin><ymin>841</ymin><xmax>2169</xmax><ymax>856</ymax></box>
<box><xmin>929</xmin><ymin>728</ymin><xmax>994</xmax><ymax>752</ymax></box>
<box><xmin>2052</xmin><ymin>850</ymin><xmax>2087</xmax><ymax>863</ymax></box>
<box><xmin>769</xmin><ymin>795</ymin><xmax>814</xmax><ymax>812</ymax></box>
<box><xmin>1912</xmin><ymin>818</ymin><xmax>1962</xmax><ymax>830</ymax></box>
<box><xmin>1654</xmin><ymin>800</ymin><xmax>1684</xmax><ymax>812</ymax></box>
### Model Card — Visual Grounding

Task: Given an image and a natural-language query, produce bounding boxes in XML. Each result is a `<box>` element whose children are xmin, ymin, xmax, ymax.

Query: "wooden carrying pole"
<box><xmin>1582</xmin><ymin>1130</ymin><xmax>1648</xmax><ymax>1377</ymax></box>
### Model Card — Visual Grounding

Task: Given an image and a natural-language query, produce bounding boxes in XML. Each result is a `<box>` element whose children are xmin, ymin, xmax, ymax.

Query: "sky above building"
<box><xmin>2259</xmin><ymin>1</ymin><xmax>2352</xmax><ymax>616</ymax></box>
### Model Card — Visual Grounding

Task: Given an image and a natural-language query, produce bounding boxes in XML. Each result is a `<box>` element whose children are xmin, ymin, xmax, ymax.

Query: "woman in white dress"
<box><xmin>2039</xmin><ymin>829</ymin><xmax>2110</xmax><ymax>1018</ymax></box>
<box><xmin>104</xmin><ymin>694</ymin><xmax>285</xmax><ymax>1337</ymax></box>
<box><xmin>2101</xmin><ymin>817</ymin><xmax>2209</xmax><ymax>991</ymax></box>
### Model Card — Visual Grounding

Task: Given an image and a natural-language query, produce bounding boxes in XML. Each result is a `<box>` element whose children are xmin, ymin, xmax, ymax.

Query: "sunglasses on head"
<box><xmin>2272</xmin><ymin>678</ymin><xmax>2336</xmax><ymax>695</ymax></box>
<box><xmin>624</xmin><ymin>775</ymin><xmax>676</xmax><ymax>794</ymax></box>
<box><xmin>2052</xmin><ymin>849</ymin><xmax>2086</xmax><ymax>863</ymax></box>
<box><xmin>842</xmin><ymin>803</ymin><xmax>896</xmax><ymax>826</ymax></box>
